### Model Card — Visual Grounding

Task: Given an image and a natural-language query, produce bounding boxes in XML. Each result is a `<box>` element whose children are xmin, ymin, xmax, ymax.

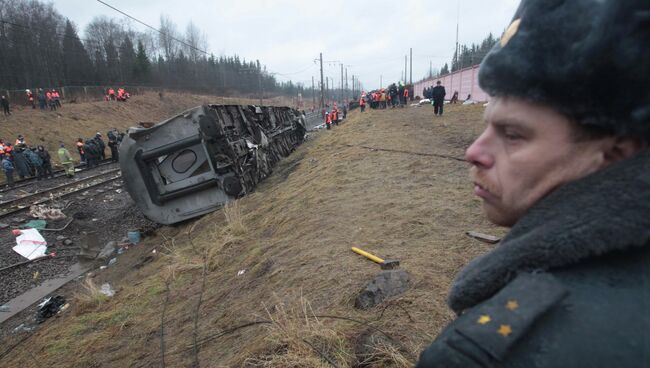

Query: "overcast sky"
<box><xmin>55</xmin><ymin>0</ymin><xmax>519</xmax><ymax>91</ymax></box>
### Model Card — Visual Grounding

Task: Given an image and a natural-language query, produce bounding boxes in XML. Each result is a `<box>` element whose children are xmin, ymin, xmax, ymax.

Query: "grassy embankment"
<box><xmin>2</xmin><ymin>103</ymin><xmax>505</xmax><ymax>367</ymax></box>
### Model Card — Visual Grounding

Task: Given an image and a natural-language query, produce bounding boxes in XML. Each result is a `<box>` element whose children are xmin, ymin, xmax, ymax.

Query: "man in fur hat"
<box><xmin>417</xmin><ymin>0</ymin><xmax>649</xmax><ymax>366</ymax></box>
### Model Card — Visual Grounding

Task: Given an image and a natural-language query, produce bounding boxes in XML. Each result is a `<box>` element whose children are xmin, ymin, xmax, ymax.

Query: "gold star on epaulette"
<box><xmin>506</xmin><ymin>300</ymin><xmax>519</xmax><ymax>311</ymax></box>
<box><xmin>498</xmin><ymin>324</ymin><xmax>512</xmax><ymax>337</ymax></box>
<box><xmin>477</xmin><ymin>315</ymin><xmax>491</xmax><ymax>325</ymax></box>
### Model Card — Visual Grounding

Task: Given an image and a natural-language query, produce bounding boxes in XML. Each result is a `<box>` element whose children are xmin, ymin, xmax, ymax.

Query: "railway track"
<box><xmin>0</xmin><ymin>169</ymin><xmax>123</xmax><ymax>220</ymax></box>
<box><xmin>0</xmin><ymin>159</ymin><xmax>114</xmax><ymax>194</ymax></box>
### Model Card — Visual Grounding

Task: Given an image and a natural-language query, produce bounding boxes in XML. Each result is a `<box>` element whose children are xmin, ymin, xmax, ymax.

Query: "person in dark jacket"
<box><xmin>2</xmin><ymin>154</ymin><xmax>15</xmax><ymax>187</ymax></box>
<box><xmin>23</xmin><ymin>147</ymin><xmax>43</xmax><ymax>179</ymax></box>
<box><xmin>1</xmin><ymin>95</ymin><xmax>10</xmax><ymax>116</ymax></box>
<box><xmin>416</xmin><ymin>1</ymin><xmax>649</xmax><ymax>367</ymax></box>
<box><xmin>431</xmin><ymin>81</ymin><xmax>446</xmax><ymax>116</ymax></box>
<box><xmin>94</xmin><ymin>132</ymin><xmax>106</xmax><ymax>160</ymax></box>
<box><xmin>11</xmin><ymin>147</ymin><xmax>31</xmax><ymax>179</ymax></box>
<box><xmin>106</xmin><ymin>128</ymin><xmax>120</xmax><ymax>162</ymax></box>
<box><xmin>83</xmin><ymin>139</ymin><xmax>100</xmax><ymax>168</ymax></box>
<box><xmin>36</xmin><ymin>145</ymin><xmax>53</xmax><ymax>179</ymax></box>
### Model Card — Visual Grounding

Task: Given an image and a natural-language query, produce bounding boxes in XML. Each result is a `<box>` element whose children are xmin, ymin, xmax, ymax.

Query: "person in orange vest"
<box><xmin>331</xmin><ymin>109</ymin><xmax>339</xmax><ymax>126</ymax></box>
<box><xmin>403</xmin><ymin>87</ymin><xmax>410</xmax><ymax>104</ymax></box>
<box><xmin>53</xmin><ymin>90</ymin><xmax>61</xmax><ymax>108</ymax></box>
<box><xmin>108</xmin><ymin>88</ymin><xmax>115</xmax><ymax>101</ymax></box>
<box><xmin>4</xmin><ymin>143</ymin><xmax>13</xmax><ymax>157</ymax></box>
<box><xmin>117</xmin><ymin>88</ymin><xmax>125</xmax><ymax>101</ymax></box>
<box><xmin>47</xmin><ymin>90</ymin><xmax>56</xmax><ymax>111</ymax></box>
<box><xmin>359</xmin><ymin>96</ymin><xmax>366</xmax><ymax>112</ymax></box>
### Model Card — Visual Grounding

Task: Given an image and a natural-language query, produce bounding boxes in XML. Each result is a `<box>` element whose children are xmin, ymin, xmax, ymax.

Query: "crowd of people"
<box><xmin>106</xmin><ymin>87</ymin><xmax>130</xmax><ymax>102</ymax></box>
<box><xmin>358</xmin><ymin>81</ymin><xmax>411</xmax><ymax>111</ymax></box>
<box><xmin>0</xmin><ymin>128</ymin><xmax>124</xmax><ymax>187</ymax></box>
<box><xmin>24</xmin><ymin>89</ymin><xmax>62</xmax><ymax>111</ymax></box>
<box><xmin>321</xmin><ymin>103</ymin><xmax>347</xmax><ymax>129</ymax></box>
<box><xmin>0</xmin><ymin>86</ymin><xmax>132</xmax><ymax>119</ymax></box>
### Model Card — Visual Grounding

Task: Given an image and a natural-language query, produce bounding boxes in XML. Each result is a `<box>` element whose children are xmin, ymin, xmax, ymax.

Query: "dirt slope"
<box><xmin>1</xmin><ymin>104</ymin><xmax>505</xmax><ymax>367</ymax></box>
<box><xmin>0</xmin><ymin>92</ymin><xmax>290</xmax><ymax>161</ymax></box>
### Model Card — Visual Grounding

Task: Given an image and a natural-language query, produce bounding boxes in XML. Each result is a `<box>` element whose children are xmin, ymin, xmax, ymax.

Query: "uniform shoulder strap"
<box><xmin>417</xmin><ymin>273</ymin><xmax>568</xmax><ymax>367</ymax></box>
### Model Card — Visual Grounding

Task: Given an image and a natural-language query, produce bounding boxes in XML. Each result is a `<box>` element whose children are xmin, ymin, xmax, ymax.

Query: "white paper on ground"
<box><xmin>13</xmin><ymin>228</ymin><xmax>48</xmax><ymax>260</ymax></box>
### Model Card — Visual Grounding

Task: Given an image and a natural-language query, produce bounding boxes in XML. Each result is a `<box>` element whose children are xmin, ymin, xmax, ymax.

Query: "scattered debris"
<box><xmin>465</xmin><ymin>231</ymin><xmax>501</xmax><ymax>244</ymax></box>
<box><xmin>107</xmin><ymin>257</ymin><xmax>117</xmax><ymax>266</ymax></box>
<box><xmin>351</xmin><ymin>247</ymin><xmax>400</xmax><ymax>270</ymax></box>
<box><xmin>12</xmin><ymin>323</ymin><xmax>34</xmax><ymax>333</ymax></box>
<box><xmin>100</xmin><ymin>283</ymin><xmax>115</xmax><ymax>297</ymax></box>
<box><xmin>237</xmin><ymin>269</ymin><xmax>246</xmax><ymax>276</ymax></box>
<box><xmin>12</xmin><ymin>228</ymin><xmax>47</xmax><ymax>260</ymax></box>
<box><xmin>355</xmin><ymin>269</ymin><xmax>411</xmax><ymax>310</ymax></box>
<box><xmin>127</xmin><ymin>230</ymin><xmax>141</xmax><ymax>244</ymax></box>
<box><xmin>29</xmin><ymin>205</ymin><xmax>66</xmax><ymax>220</ymax></box>
<box><xmin>63</xmin><ymin>239</ymin><xmax>73</xmax><ymax>246</ymax></box>
<box><xmin>36</xmin><ymin>295</ymin><xmax>66</xmax><ymax>323</ymax></box>
<box><xmin>41</xmin><ymin>218</ymin><xmax>75</xmax><ymax>232</ymax></box>
<box><xmin>0</xmin><ymin>304</ymin><xmax>10</xmax><ymax>312</ymax></box>
<box><xmin>0</xmin><ymin>223</ymin><xmax>9</xmax><ymax>229</ymax></box>
<box><xmin>20</xmin><ymin>219</ymin><xmax>47</xmax><ymax>230</ymax></box>
<box><xmin>96</xmin><ymin>241</ymin><xmax>117</xmax><ymax>260</ymax></box>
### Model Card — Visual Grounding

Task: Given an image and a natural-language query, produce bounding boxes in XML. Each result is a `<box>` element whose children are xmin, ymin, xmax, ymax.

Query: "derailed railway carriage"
<box><xmin>120</xmin><ymin>104</ymin><xmax>306</xmax><ymax>224</ymax></box>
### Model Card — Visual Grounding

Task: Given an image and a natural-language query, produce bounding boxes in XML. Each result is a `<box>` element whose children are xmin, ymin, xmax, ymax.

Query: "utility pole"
<box><xmin>319</xmin><ymin>53</ymin><xmax>324</xmax><ymax>109</ymax></box>
<box><xmin>258</xmin><ymin>72</ymin><xmax>263</xmax><ymax>106</ymax></box>
<box><xmin>409</xmin><ymin>47</ymin><xmax>413</xmax><ymax>85</ymax></box>
<box><xmin>340</xmin><ymin>63</ymin><xmax>344</xmax><ymax>103</ymax></box>
<box><xmin>456</xmin><ymin>0</ymin><xmax>460</xmax><ymax>70</ymax></box>
<box><xmin>404</xmin><ymin>56</ymin><xmax>407</xmax><ymax>83</ymax></box>
<box><xmin>345</xmin><ymin>68</ymin><xmax>349</xmax><ymax>99</ymax></box>
<box><xmin>326</xmin><ymin>77</ymin><xmax>329</xmax><ymax>104</ymax></box>
<box><xmin>311</xmin><ymin>76</ymin><xmax>316</xmax><ymax>109</ymax></box>
<box><xmin>352</xmin><ymin>75</ymin><xmax>355</xmax><ymax>98</ymax></box>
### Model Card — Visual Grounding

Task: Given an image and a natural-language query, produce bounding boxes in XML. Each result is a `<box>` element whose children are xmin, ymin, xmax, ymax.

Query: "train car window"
<box><xmin>171</xmin><ymin>149</ymin><xmax>197</xmax><ymax>174</ymax></box>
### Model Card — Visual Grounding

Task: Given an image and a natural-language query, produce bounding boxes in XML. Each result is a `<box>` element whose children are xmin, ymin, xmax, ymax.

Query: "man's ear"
<box><xmin>603</xmin><ymin>137</ymin><xmax>647</xmax><ymax>165</ymax></box>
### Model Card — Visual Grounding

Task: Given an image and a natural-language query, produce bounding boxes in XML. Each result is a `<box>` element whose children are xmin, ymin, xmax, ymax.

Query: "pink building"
<box><xmin>414</xmin><ymin>64</ymin><xmax>489</xmax><ymax>102</ymax></box>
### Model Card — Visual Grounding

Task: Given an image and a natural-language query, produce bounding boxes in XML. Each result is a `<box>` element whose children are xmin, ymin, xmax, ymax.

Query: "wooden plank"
<box><xmin>466</xmin><ymin>231</ymin><xmax>501</xmax><ymax>244</ymax></box>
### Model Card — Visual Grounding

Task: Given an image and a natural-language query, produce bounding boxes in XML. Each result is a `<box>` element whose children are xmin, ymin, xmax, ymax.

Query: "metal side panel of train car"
<box><xmin>120</xmin><ymin>104</ymin><xmax>306</xmax><ymax>224</ymax></box>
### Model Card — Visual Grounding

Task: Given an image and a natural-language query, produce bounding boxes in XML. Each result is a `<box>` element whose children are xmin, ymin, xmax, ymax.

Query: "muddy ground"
<box><xmin>0</xmin><ymin>103</ymin><xmax>506</xmax><ymax>367</ymax></box>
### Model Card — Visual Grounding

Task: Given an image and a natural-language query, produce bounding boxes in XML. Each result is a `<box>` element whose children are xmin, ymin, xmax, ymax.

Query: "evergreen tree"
<box><xmin>119</xmin><ymin>35</ymin><xmax>136</xmax><ymax>83</ymax></box>
<box><xmin>133</xmin><ymin>40</ymin><xmax>151</xmax><ymax>83</ymax></box>
<box><xmin>62</xmin><ymin>20</ymin><xmax>93</xmax><ymax>84</ymax></box>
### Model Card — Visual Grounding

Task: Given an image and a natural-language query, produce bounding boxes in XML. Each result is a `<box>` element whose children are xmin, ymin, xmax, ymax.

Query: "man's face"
<box><xmin>465</xmin><ymin>97</ymin><xmax>609</xmax><ymax>227</ymax></box>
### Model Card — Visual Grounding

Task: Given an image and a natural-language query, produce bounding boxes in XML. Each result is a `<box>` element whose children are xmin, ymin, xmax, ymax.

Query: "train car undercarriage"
<box><xmin>119</xmin><ymin>104</ymin><xmax>306</xmax><ymax>224</ymax></box>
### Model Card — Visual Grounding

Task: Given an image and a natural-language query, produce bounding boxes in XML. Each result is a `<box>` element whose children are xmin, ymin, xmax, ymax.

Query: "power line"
<box><xmin>95</xmin><ymin>0</ymin><xmax>209</xmax><ymax>55</ymax></box>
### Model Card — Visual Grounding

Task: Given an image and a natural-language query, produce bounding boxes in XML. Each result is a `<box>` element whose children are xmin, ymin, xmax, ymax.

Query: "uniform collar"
<box><xmin>448</xmin><ymin>149</ymin><xmax>650</xmax><ymax>314</ymax></box>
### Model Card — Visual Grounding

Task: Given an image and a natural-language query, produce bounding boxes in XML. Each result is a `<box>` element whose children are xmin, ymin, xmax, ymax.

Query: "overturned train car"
<box><xmin>119</xmin><ymin>105</ymin><xmax>306</xmax><ymax>224</ymax></box>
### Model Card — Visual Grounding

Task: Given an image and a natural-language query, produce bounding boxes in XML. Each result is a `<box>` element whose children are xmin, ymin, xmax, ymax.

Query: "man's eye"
<box><xmin>504</xmin><ymin>131</ymin><xmax>522</xmax><ymax>141</ymax></box>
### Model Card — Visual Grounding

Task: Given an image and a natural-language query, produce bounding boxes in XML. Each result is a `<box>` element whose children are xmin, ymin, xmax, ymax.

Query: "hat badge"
<box><xmin>500</xmin><ymin>18</ymin><xmax>521</xmax><ymax>47</ymax></box>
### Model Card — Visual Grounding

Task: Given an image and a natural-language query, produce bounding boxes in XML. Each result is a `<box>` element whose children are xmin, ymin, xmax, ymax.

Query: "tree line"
<box><xmin>433</xmin><ymin>33</ymin><xmax>499</xmax><ymax>77</ymax></box>
<box><xmin>0</xmin><ymin>0</ymin><xmax>304</xmax><ymax>96</ymax></box>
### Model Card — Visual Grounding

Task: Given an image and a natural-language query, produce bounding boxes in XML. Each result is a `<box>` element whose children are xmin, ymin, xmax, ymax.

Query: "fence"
<box><xmin>1</xmin><ymin>85</ymin><xmax>167</xmax><ymax>106</ymax></box>
<box><xmin>414</xmin><ymin>64</ymin><xmax>489</xmax><ymax>102</ymax></box>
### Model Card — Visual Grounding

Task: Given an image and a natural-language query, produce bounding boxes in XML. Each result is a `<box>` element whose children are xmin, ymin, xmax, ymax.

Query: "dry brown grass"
<box><xmin>73</xmin><ymin>277</ymin><xmax>110</xmax><ymax>313</ymax></box>
<box><xmin>244</xmin><ymin>296</ymin><xmax>352</xmax><ymax>367</ymax></box>
<box><xmin>224</xmin><ymin>200</ymin><xmax>247</xmax><ymax>236</ymax></box>
<box><xmin>1</xmin><ymin>103</ymin><xmax>507</xmax><ymax>368</ymax></box>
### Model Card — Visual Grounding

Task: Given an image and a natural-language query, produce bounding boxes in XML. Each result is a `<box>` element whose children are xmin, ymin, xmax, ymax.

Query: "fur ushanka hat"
<box><xmin>479</xmin><ymin>0</ymin><xmax>649</xmax><ymax>139</ymax></box>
